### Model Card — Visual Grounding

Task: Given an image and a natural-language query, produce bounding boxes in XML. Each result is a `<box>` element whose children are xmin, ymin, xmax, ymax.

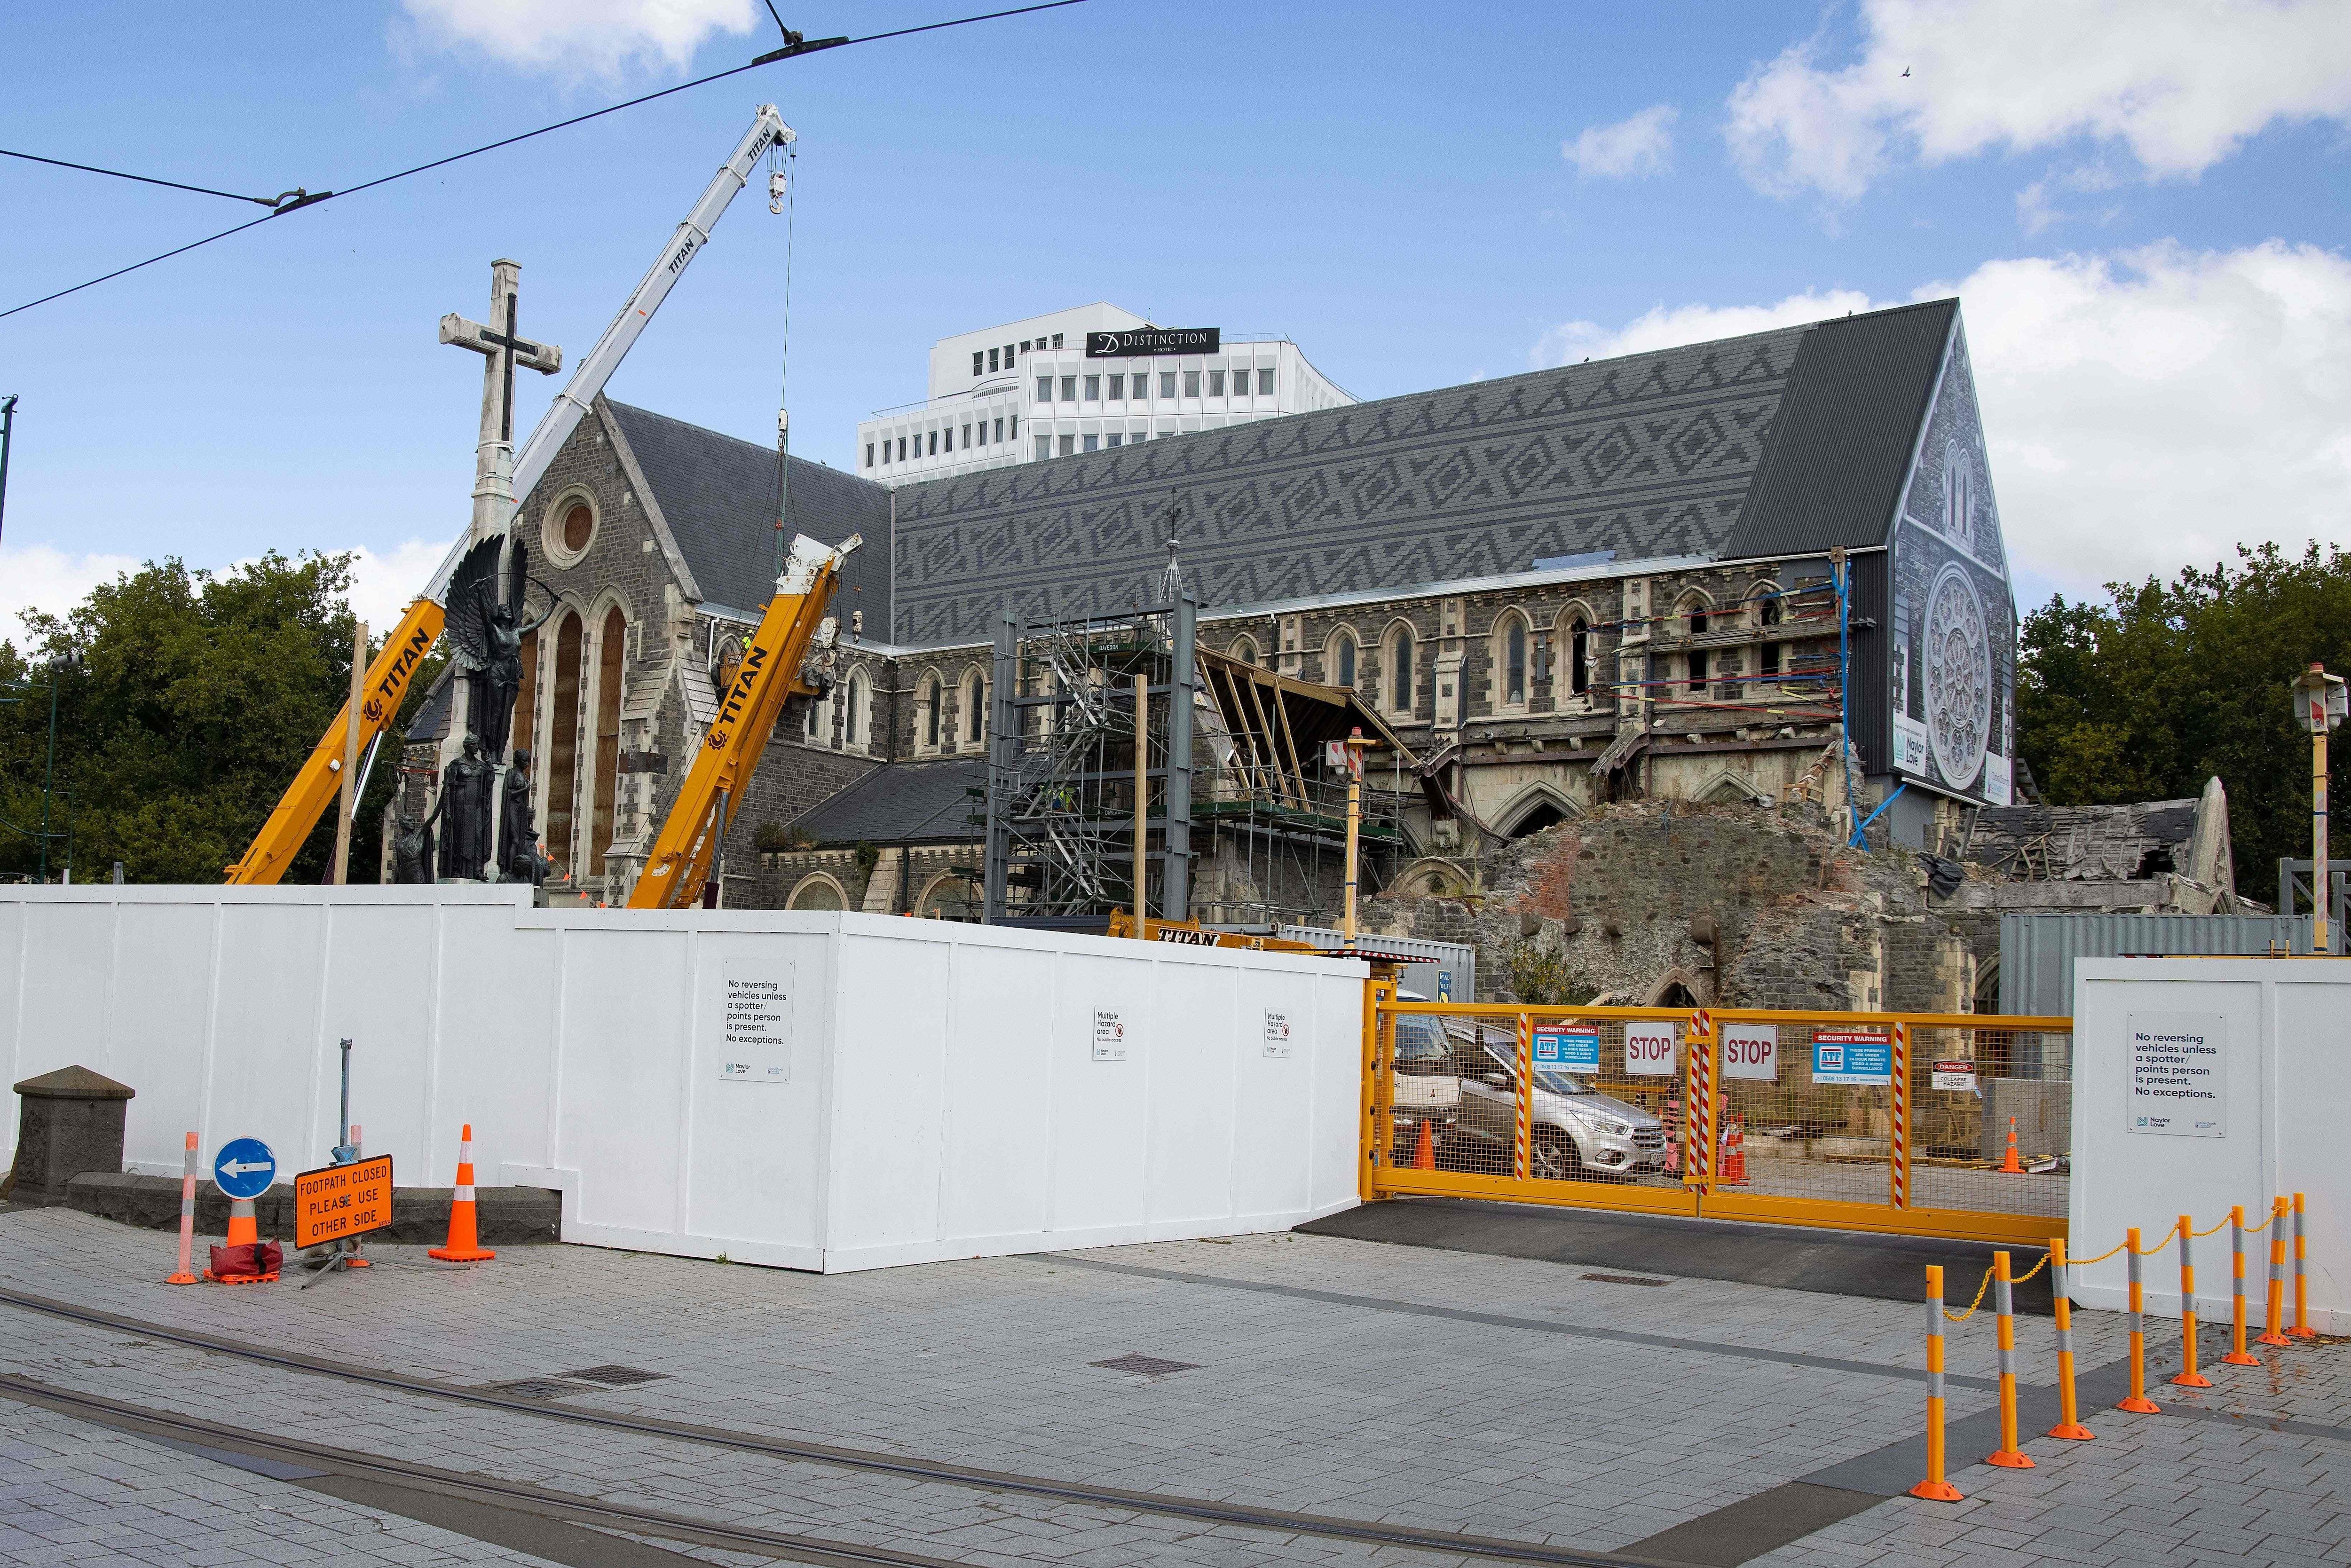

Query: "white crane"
<box><xmin>422</xmin><ymin>104</ymin><xmax>795</xmax><ymax>601</ymax></box>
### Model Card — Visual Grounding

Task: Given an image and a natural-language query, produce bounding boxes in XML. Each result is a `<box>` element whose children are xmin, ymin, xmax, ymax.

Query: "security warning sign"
<box><xmin>294</xmin><ymin>1155</ymin><xmax>394</xmax><ymax>1251</ymax></box>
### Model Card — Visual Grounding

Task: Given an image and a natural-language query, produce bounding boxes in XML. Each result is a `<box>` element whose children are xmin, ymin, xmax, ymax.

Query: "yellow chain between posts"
<box><xmin>1944</xmin><ymin>1264</ymin><xmax>1996</xmax><ymax>1323</ymax></box>
<box><xmin>2067</xmin><ymin>1237</ymin><xmax>2130</xmax><ymax>1267</ymax></box>
<box><xmin>2011</xmin><ymin>1252</ymin><xmax>2050</xmax><ymax>1283</ymax></box>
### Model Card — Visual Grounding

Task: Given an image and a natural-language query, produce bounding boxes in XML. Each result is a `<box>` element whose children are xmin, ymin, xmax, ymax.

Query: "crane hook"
<box><xmin>769</xmin><ymin>169</ymin><xmax>788</xmax><ymax>215</ymax></box>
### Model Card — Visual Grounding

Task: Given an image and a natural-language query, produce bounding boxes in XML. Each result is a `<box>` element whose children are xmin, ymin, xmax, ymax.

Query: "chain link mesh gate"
<box><xmin>1363</xmin><ymin>993</ymin><xmax>2074</xmax><ymax>1247</ymax></box>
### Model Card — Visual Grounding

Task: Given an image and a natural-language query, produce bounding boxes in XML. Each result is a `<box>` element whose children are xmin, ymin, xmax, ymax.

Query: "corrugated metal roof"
<box><xmin>602</xmin><ymin>401</ymin><xmax>892</xmax><ymax>630</ymax></box>
<box><xmin>1720</xmin><ymin>299</ymin><xmax>1957</xmax><ymax>560</ymax></box>
<box><xmin>788</xmin><ymin>756</ymin><xmax>988</xmax><ymax>844</ymax></box>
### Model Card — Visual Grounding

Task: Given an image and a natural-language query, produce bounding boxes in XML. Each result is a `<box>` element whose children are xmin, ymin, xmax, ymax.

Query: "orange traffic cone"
<box><xmin>1999</xmin><ymin>1116</ymin><xmax>2024</xmax><ymax>1174</ymax></box>
<box><xmin>429</xmin><ymin>1123</ymin><xmax>497</xmax><ymax>1262</ymax></box>
<box><xmin>204</xmin><ymin>1192</ymin><xmax>281</xmax><ymax>1284</ymax></box>
<box><xmin>1720</xmin><ymin>1119</ymin><xmax>1750</xmax><ymax>1185</ymax></box>
<box><xmin>1412</xmin><ymin>1118</ymin><xmax>1436</xmax><ymax>1171</ymax></box>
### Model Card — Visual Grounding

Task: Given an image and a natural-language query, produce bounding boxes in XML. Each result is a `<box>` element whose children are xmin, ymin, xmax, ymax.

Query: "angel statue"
<box><xmin>444</xmin><ymin>533</ymin><xmax>552</xmax><ymax>763</ymax></box>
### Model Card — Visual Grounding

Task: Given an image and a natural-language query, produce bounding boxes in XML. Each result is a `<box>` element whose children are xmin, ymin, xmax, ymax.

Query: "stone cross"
<box><xmin>440</xmin><ymin>259</ymin><xmax>562</xmax><ymax>545</ymax></box>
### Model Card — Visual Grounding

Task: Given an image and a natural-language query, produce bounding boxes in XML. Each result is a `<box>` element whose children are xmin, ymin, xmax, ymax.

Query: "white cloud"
<box><xmin>0</xmin><ymin>538</ymin><xmax>450</xmax><ymax>645</ymax></box>
<box><xmin>1535</xmin><ymin>287</ymin><xmax>1877</xmax><ymax>367</ymax></box>
<box><xmin>1727</xmin><ymin>0</ymin><xmax>2351</xmax><ymax>202</ymax></box>
<box><xmin>1564</xmin><ymin>104</ymin><xmax>1678</xmax><ymax>179</ymax></box>
<box><xmin>399</xmin><ymin>0</ymin><xmax>758</xmax><ymax>76</ymax></box>
<box><xmin>1531</xmin><ymin>240</ymin><xmax>2351</xmax><ymax>601</ymax></box>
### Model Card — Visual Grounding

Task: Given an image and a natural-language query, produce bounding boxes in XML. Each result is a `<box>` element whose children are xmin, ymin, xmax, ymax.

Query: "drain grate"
<box><xmin>1091</xmin><ymin>1354</ymin><xmax>1199</xmax><ymax>1377</ymax></box>
<box><xmin>1580</xmin><ymin>1272</ymin><xmax>1670</xmax><ymax>1288</ymax></box>
<box><xmin>565</xmin><ymin>1365</ymin><xmax>669</xmax><ymax>1387</ymax></box>
<box><xmin>487</xmin><ymin>1378</ymin><xmax>594</xmax><ymax>1400</ymax></box>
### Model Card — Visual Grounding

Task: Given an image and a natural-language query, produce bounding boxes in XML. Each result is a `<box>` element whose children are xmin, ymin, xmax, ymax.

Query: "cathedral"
<box><xmin>403</xmin><ymin>297</ymin><xmax>2024</xmax><ymax>932</ymax></box>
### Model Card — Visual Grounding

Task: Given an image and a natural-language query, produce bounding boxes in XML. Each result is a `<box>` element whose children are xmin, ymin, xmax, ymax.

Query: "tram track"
<box><xmin>0</xmin><ymin>1284</ymin><xmax>1668</xmax><ymax>1568</ymax></box>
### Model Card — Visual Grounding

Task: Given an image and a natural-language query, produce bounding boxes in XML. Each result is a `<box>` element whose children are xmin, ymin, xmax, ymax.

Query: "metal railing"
<box><xmin>1362</xmin><ymin>990</ymin><xmax>2075</xmax><ymax>1247</ymax></box>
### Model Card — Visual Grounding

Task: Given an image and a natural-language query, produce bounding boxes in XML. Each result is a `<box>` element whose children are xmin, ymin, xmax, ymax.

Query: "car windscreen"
<box><xmin>1394</xmin><ymin>1017</ymin><xmax>1451</xmax><ymax>1064</ymax></box>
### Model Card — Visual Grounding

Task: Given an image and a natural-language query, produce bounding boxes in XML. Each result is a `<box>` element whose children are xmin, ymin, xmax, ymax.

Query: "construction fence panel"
<box><xmin>1365</xmin><ymin>1001</ymin><xmax>2074</xmax><ymax>1247</ymax></box>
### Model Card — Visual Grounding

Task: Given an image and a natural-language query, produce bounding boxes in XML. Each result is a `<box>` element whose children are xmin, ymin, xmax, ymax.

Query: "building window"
<box><xmin>591</xmin><ymin>606</ymin><xmax>626</xmax><ymax>876</ymax></box>
<box><xmin>961</xmin><ymin>424</ymin><xmax>970</xmax><ymax>448</ymax></box>
<box><xmin>1160</xmin><ymin>371</ymin><xmax>1177</xmax><ymax>399</ymax></box>
<box><xmin>1051</xmin><ymin>332</ymin><xmax>1063</xmax><ymax>348</ymax></box>
<box><xmin>963</xmin><ymin>668</ymin><xmax>986</xmax><ymax>745</ymax></box>
<box><xmin>1494</xmin><ymin>611</ymin><xmax>1529</xmax><ymax>709</ymax></box>
<box><xmin>1208</xmin><ymin>369</ymin><xmax>1225</xmax><ymax>396</ymax></box>
<box><xmin>1184</xmin><ymin>370</ymin><xmax>1201</xmax><ymax>397</ymax></box>
<box><xmin>1021</xmin><ymin>339</ymin><xmax>1031</xmax><ymax>353</ymax></box>
<box><xmin>1004</xmin><ymin>342</ymin><xmax>1014</xmax><ymax>363</ymax></box>
<box><xmin>1759</xmin><ymin>593</ymin><xmax>1783</xmax><ymax>676</ymax></box>
<box><xmin>1082</xmin><ymin>434</ymin><xmax>1098</xmax><ymax>452</ymax></box>
<box><xmin>1058</xmin><ymin>434</ymin><xmax>1075</xmax><ymax>456</ymax></box>
<box><xmin>996</xmin><ymin>417</ymin><xmax>1006</xmax><ymax>442</ymax></box>
<box><xmin>1036</xmin><ymin>377</ymin><xmax>1052</xmax><ymax>403</ymax></box>
<box><xmin>1059</xmin><ymin>375</ymin><xmax>1076</xmax><ymax>402</ymax></box>
<box><xmin>1132</xmin><ymin>429</ymin><xmax>1147</xmax><ymax>444</ymax></box>
<box><xmin>1688</xmin><ymin>650</ymin><xmax>1709</xmax><ymax>692</ymax></box>
<box><xmin>927</xmin><ymin>430</ymin><xmax>937</xmax><ymax>456</ymax></box>
<box><xmin>844</xmin><ymin>669</ymin><xmax>869</xmax><ymax>754</ymax></box>
<box><xmin>1083</xmin><ymin>374</ymin><xmax>1100</xmax><ymax>401</ymax></box>
<box><xmin>545</xmin><ymin>610</ymin><xmax>582</xmax><ymax>875</ymax></box>
<box><xmin>897</xmin><ymin>437</ymin><xmax>907</xmax><ymax>462</ymax></box>
<box><xmin>971</xmin><ymin>350</ymin><xmax>984</xmax><ymax>377</ymax></box>
<box><xmin>921</xmin><ymin>673</ymin><xmax>942</xmax><ymax>751</ymax></box>
<box><xmin>1568</xmin><ymin>617</ymin><xmax>1591</xmax><ymax>694</ymax></box>
<box><xmin>1106</xmin><ymin>433</ymin><xmax>1122</xmax><ymax>448</ymax></box>
<box><xmin>1108</xmin><ymin>373</ymin><xmax>1124</xmax><ymax>400</ymax></box>
<box><xmin>987</xmin><ymin>347</ymin><xmax>1000</xmax><ymax>373</ymax></box>
<box><xmin>1329</xmin><ymin>628</ymin><xmax>1357</xmax><ymax>688</ymax></box>
<box><xmin>1386</xmin><ymin>624</ymin><xmax>1414</xmax><ymax>715</ymax></box>
<box><xmin>1230</xmin><ymin>634</ymin><xmax>1260</xmax><ymax>666</ymax></box>
<box><xmin>864</xmin><ymin>442</ymin><xmax>874</xmax><ymax>468</ymax></box>
<box><xmin>1035</xmin><ymin>435</ymin><xmax>1051</xmax><ymax>460</ymax></box>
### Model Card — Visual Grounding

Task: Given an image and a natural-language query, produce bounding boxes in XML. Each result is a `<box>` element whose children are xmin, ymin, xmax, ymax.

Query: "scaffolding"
<box><xmin>982</xmin><ymin>597</ymin><xmax>1195</xmax><ymax>925</ymax></box>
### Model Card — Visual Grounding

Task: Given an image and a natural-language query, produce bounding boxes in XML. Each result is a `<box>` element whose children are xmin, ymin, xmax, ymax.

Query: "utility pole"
<box><xmin>2292</xmin><ymin>662</ymin><xmax>2348</xmax><ymax>952</ymax></box>
<box><xmin>1341</xmin><ymin>727</ymin><xmax>1369</xmax><ymax>949</ymax></box>
<box><xmin>332</xmin><ymin>620</ymin><xmax>369</xmax><ymax>884</ymax></box>
<box><xmin>0</xmin><ymin>394</ymin><xmax>17</xmax><ymax>548</ymax></box>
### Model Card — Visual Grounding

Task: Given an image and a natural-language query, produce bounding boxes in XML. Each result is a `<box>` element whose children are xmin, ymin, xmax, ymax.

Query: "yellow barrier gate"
<box><xmin>1362</xmin><ymin>988</ymin><xmax>2074</xmax><ymax>1248</ymax></box>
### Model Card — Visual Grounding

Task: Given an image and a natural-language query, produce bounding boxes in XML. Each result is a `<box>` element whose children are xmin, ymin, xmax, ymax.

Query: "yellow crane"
<box><xmin>628</xmin><ymin>533</ymin><xmax>858</xmax><ymax>910</ymax></box>
<box><xmin>223</xmin><ymin>599</ymin><xmax>443</xmax><ymax>884</ymax></box>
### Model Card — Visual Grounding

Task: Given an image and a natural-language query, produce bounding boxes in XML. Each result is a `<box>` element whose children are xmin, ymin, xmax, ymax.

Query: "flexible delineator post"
<box><xmin>2291</xmin><ymin>1193</ymin><xmax>2317</xmax><ymax>1339</ymax></box>
<box><xmin>2172</xmin><ymin>1215</ymin><xmax>2214</xmax><ymax>1388</ymax></box>
<box><xmin>2261</xmin><ymin>1198</ymin><xmax>2291</xmax><ymax>1348</ymax></box>
<box><xmin>2047</xmin><ymin>1238</ymin><xmax>2093</xmax><ymax>1440</ymax></box>
<box><xmin>2223</xmin><ymin>1206</ymin><xmax>2260</xmax><ymax>1365</ymax></box>
<box><xmin>2119</xmin><ymin>1228</ymin><xmax>2160</xmax><ymax>1413</ymax></box>
<box><xmin>1987</xmin><ymin>1251</ymin><xmax>2034</xmax><ymax>1467</ymax></box>
<box><xmin>167</xmin><ymin>1132</ymin><xmax>198</xmax><ymax>1285</ymax></box>
<box><xmin>1909</xmin><ymin>1264</ymin><xmax>1964</xmax><ymax>1502</ymax></box>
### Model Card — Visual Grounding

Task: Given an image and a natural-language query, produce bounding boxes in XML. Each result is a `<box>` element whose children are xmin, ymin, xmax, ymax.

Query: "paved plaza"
<box><xmin>0</xmin><ymin>1206</ymin><xmax>2336</xmax><ymax>1567</ymax></box>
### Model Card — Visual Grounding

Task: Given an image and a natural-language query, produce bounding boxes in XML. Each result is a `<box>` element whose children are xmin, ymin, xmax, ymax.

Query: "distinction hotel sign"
<box><xmin>1086</xmin><ymin>326</ymin><xmax>1221</xmax><ymax>357</ymax></box>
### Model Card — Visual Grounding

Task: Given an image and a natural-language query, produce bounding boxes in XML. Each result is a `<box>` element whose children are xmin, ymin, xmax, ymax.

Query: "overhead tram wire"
<box><xmin>0</xmin><ymin>148</ymin><xmax>293</xmax><ymax>208</ymax></box>
<box><xmin>0</xmin><ymin>0</ymin><xmax>1090</xmax><ymax>323</ymax></box>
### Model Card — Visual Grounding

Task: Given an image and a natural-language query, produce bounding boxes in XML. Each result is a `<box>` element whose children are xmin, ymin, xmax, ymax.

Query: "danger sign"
<box><xmin>293</xmin><ymin>1155</ymin><xmax>394</xmax><ymax>1251</ymax></box>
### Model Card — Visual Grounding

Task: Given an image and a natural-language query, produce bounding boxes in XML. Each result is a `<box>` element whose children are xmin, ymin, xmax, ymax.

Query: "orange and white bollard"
<box><xmin>1909</xmin><ymin>1264</ymin><xmax>1964</xmax><ymax>1502</ymax></box>
<box><xmin>2260</xmin><ymin>1198</ymin><xmax>2292</xmax><ymax>1348</ymax></box>
<box><xmin>166</xmin><ymin>1132</ymin><xmax>198</xmax><ymax>1285</ymax></box>
<box><xmin>2046</xmin><ymin>1238</ymin><xmax>2093</xmax><ymax>1441</ymax></box>
<box><xmin>2290</xmin><ymin>1193</ymin><xmax>2317</xmax><ymax>1339</ymax></box>
<box><xmin>1986</xmin><ymin>1251</ymin><xmax>2034</xmax><ymax>1468</ymax></box>
<box><xmin>429</xmin><ymin>1123</ymin><xmax>497</xmax><ymax>1262</ymax></box>
<box><xmin>2171</xmin><ymin>1216</ymin><xmax>2213</xmax><ymax>1388</ymax></box>
<box><xmin>2222</xmin><ymin>1205</ymin><xmax>2260</xmax><ymax>1366</ymax></box>
<box><xmin>2118</xmin><ymin>1227</ymin><xmax>2160</xmax><ymax>1413</ymax></box>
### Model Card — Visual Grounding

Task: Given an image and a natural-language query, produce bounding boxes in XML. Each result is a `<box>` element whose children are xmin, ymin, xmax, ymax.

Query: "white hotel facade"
<box><xmin>855</xmin><ymin>303</ymin><xmax>1353</xmax><ymax>488</ymax></box>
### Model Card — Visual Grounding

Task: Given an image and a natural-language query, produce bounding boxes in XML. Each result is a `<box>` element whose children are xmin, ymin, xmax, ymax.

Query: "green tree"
<box><xmin>0</xmin><ymin>552</ymin><xmax>429</xmax><ymax>884</ymax></box>
<box><xmin>2016</xmin><ymin>541</ymin><xmax>2351</xmax><ymax>895</ymax></box>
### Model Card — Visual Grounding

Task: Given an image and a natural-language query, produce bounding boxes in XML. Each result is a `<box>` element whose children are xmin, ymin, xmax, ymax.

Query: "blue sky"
<box><xmin>4</xmin><ymin>0</ymin><xmax>2349</xmax><ymax>630</ymax></box>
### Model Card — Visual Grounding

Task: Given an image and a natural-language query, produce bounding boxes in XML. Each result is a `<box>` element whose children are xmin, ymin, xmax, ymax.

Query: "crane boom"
<box><xmin>223</xmin><ymin>600</ymin><xmax>444</xmax><ymax>884</ymax></box>
<box><xmin>424</xmin><ymin>104</ymin><xmax>794</xmax><ymax>602</ymax></box>
<box><xmin>228</xmin><ymin>105</ymin><xmax>791</xmax><ymax>886</ymax></box>
<box><xmin>628</xmin><ymin>533</ymin><xmax>856</xmax><ymax>909</ymax></box>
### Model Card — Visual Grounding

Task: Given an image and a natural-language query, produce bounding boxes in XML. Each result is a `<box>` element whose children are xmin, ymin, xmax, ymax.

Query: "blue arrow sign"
<box><xmin>213</xmin><ymin>1138</ymin><xmax>277</xmax><ymax>1200</ymax></box>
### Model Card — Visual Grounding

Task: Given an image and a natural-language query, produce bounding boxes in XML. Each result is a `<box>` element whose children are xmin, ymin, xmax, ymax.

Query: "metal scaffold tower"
<box><xmin>983</xmin><ymin>596</ymin><xmax>1196</xmax><ymax>925</ymax></box>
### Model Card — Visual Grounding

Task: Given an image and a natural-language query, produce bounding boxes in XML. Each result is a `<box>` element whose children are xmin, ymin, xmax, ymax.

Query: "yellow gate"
<box><xmin>1362</xmin><ymin>985</ymin><xmax>2073</xmax><ymax>1247</ymax></box>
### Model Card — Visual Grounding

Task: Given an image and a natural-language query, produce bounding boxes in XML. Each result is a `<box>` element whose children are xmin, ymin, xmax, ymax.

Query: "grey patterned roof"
<box><xmin>604</xmin><ymin>401</ymin><xmax>893</xmax><ymax>628</ymax></box>
<box><xmin>885</xmin><ymin>302</ymin><xmax>1961</xmax><ymax>644</ymax></box>
<box><xmin>788</xmin><ymin>756</ymin><xmax>989</xmax><ymax>845</ymax></box>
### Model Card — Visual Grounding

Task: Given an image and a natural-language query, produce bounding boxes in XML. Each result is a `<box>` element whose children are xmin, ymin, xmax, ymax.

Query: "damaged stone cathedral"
<box><xmin>401</xmin><ymin>298</ymin><xmax>2237</xmax><ymax>1007</ymax></box>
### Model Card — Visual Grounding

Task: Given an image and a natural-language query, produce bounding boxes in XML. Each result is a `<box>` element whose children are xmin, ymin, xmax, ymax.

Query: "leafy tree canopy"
<box><xmin>0</xmin><ymin>552</ymin><xmax>433</xmax><ymax>884</ymax></box>
<box><xmin>2017</xmin><ymin>540</ymin><xmax>2351</xmax><ymax>896</ymax></box>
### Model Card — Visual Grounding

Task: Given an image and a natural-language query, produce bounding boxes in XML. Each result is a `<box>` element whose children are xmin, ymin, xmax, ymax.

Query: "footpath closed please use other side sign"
<box><xmin>294</xmin><ymin>1155</ymin><xmax>394</xmax><ymax>1251</ymax></box>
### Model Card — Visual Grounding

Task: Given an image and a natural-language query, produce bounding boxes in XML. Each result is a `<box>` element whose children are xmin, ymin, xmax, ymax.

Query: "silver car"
<box><xmin>1452</xmin><ymin>1036</ymin><xmax>1668</xmax><ymax>1181</ymax></box>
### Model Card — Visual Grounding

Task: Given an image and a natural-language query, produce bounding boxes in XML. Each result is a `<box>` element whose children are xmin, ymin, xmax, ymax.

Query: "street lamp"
<box><xmin>2290</xmin><ymin>662</ymin><xmax>2348</xmax><ymax>952</ymax></box>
